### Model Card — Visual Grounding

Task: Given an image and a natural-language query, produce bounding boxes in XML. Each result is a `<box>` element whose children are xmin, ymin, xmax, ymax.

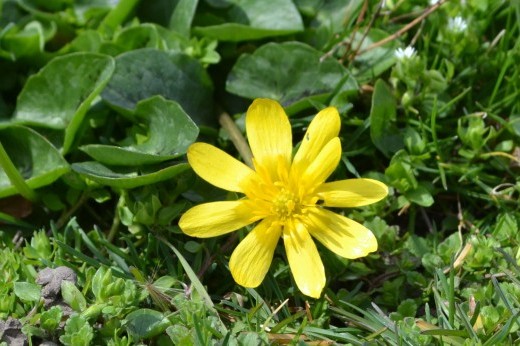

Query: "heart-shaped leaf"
<box><xmin>101</xmin><ymin>48</ymin><xmax>213</xmax><ymax>125</ymax></box>
<box><xmin>80</xmin><ymin>96</ymin><xmax>199</xmax><ymax>166</ymax></box>
<box><xmin>0</xmin><ymin>125</ymin><xmax>69</xmax><ymax>198</ymax></box>
<box><xmin>13</xmin><ymin>52</ymin><xmax>115</xmax><ymax>153</ymax></box>
<box><xmin>226</xmin><ymin>42</ymin><xmax>353</xmax><ymax>114</ymax></box>
<box><xmin>193</xmin><ymin>0</ymin><xmax>303</xmax><ymax>41</ymax></box>
<box><xmin>71</xmin><ymin>162</ymin><xmax>189</xmax><ymax>189</ymax></box>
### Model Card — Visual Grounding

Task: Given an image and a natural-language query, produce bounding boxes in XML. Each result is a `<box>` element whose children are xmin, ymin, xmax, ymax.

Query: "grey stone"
<box><xmin>36</xmin><ymin>266</ymin><xmax>77</xmax><ymax>306</ymax></box>
<box><xmin>0</xmin><ymin>317</ymin><xmax>28</xmax><ymax>346</ymax></box>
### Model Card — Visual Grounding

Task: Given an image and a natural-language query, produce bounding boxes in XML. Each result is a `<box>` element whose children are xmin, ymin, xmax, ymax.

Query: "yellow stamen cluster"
<box><xmin>271</xmin><ymin>188</ymin><xmax>299</xmax><ymax>220</ymax></box>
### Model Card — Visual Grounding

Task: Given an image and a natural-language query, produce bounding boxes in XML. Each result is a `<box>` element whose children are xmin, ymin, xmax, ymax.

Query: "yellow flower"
<box><xmin>179</xmin><ymin>99</ymin><xmax>388</xmax><ymax>298</ymax></box>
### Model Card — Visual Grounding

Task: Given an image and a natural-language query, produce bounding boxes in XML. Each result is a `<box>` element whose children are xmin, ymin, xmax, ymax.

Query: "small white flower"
<box><xmin>394</xmin><ymin>46</ymin><xmax>416</xmax><ymax>61</ymax></box>
<box><xmin>448</xmin><ymin>17</ymin><xmax>468</xmax><ymax>33</ymax></box>
<box><xmin>429</xmin><ymin>0</ymin><xmax>439</xmax><ymax>5</ymax></box>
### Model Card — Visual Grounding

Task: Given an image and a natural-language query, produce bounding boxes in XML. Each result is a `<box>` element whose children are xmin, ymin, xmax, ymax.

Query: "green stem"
<box><xmin>219</xmin><ymin>112</ymin><xmax>254</xmax><ymax>168</ymax></box>
<box><xmin>98</xmin><ymin>0</ymin><xmax>140</xmax><ymax>36</ymax></box>
<box><xmin>0</xmin><ymin>141</ymin><xmax>37</xmax><ymax>201</ymax></box>
<box><xmin>107</xmin><ymin>194</ymin><xmax>124</xmax><ymax>243</ymax></box>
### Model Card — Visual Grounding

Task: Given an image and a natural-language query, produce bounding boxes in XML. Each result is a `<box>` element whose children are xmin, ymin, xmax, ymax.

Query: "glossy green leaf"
<box><xmin>80</xmin><ymin>96</ymin><xmax>198</xmax><ymax>166</ymax></box>
<box><xmin>13</xmin><ymin>282</ymin><xmax>41</xmax><ymax>302</ymax></box>
<box><xmin>111</xmin><ymin>23</ymin><xmax>190</xmax><ymax>54</ymax></box>
<box><xmin>0</xmin><ymin>126</ymin><xmax>69</xmax><ymax>198</ymax></box>
<box><xmin>370</xmin><ymin>79</ymin><xmax>403</xmax><ymax>157</ymax></box>
<box><xmin>59</xmin><ymin>30</ymin><xmax>103</xmax><ymax>54</ymax></box>
<box><xmin>226</xmin><ymin>42</ymin><xmax>352</xmax><ymax>113</ymax></box>
<box><xmin>71</xmin><ymin>162</ymin><xmax>190</xmax><ymax>189</ymax></box>
<box><xmin>101</xmin><ymin>48</ymin><xmax>214</xmax><ymax>124</ymax></box>
<box><xmin>13</xmin><ymin>53</ymin><xmax>115</xmax><ymax>153</ymax></box>
<box><xmin>125</xmin><ymin>308</ymin><xmax>170</xmax><ymax>339</ymax></box>
<box><xmin>193</xmin><ymin>0</ymin><xmax>303</xmax><ymax>41</ymax></box>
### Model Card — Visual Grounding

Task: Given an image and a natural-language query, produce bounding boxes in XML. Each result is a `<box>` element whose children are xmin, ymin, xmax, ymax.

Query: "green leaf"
<box><xmin>299</xmin><ymin>0</ymin><xmax>364</xmax><ymax>49</ymax></box>
<box><xmin>101</xmin><ymin>48</ymin><xmax>214</xmax><ymax>124</ymax></box>
<box><xmin>0</xmin><ymin>21</ymin><xmax>45</xmax><ymax>59</ymax></box>
<box><xmin>193</xmin><ymin>0</ymin><xmax>303</xmax><ymax>41</ymax></box>
<box><xmin>109</xmin><ymin>23</ymin><xmax>190</xmax><ymax>55</ymax></box>
<box><xmin>385</xmin><ymin>151</ymin><xmax>417</xmax><ymax>192</ymax></box>
<box><xmin>169</xmin><ymin>0</ymin><xmax>199</xmax><ymax>37</ymax></box>
<box><xmin>91</xmin><ymin>266</ymin><xmax>111</xmax><ymax>301</ymax></box>
<box><xmin>40</xmin><ymin>306</ymin><xmax>63</xmax><ymax>331</ymax></box>
<box><xmin>71</xmin><ymin>162</ymin><xmax>190</xmax><ymax>189</ymax></box>
<box><xmin>226</xmin><ymin>42</ymin><xmax>352</xmax><ymax>113</ymax></box>
<box><xmin>0</xmin><ymin>126</ymin><xmax>69</xmax><ymax>198</ymax></box>
<box><xmin>13</xmin><ymin>282</ymin><xmax>41</xmax><ymax>302</ymax></box>
<box><xmin>13</xmin><ymin>53</ymin><xmax>115</xmax><ymax>153</ymax></box>
<box><xmin>397</xmin><ymin>298</ymin><xmax>418</xmax><ymax>318</ymax></box>
<box><xmin>370</xmin><ymin>80</ymin><xmax>403</xmax><ymax>157</ymax></box>
<box><xmin>60</xmin><ymin>30</ymin><xmax>103</xmax><ymax>53</ymax></box>
<box><xmin>80</xmin><ymin>96</ymin><xmax>198</xmax><ymax>166</ymax></box>
<box><xmin>59</xmin><ymin>315</ymin><xmax>94</xmax><ymax>346</ymax></box>
<box><xmin>61</xmin><ymin>281</ymin><xmax>87</xmax><ymax>312</ymax></box>
<box><xmin>124</xmin><ymin>308</ymin><xmax>170</xmax><ymax>339</ymax></box>
<box><xmin>404</xmin><ymin>184</ymin><xmax>434</xmax><ymax>207</ymax></box>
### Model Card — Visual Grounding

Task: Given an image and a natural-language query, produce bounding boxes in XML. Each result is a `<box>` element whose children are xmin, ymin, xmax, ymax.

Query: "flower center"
<box><xmin>272</xmin><ymin>189</ymin><xmax>299</xmax><ymax>220</ymax></box>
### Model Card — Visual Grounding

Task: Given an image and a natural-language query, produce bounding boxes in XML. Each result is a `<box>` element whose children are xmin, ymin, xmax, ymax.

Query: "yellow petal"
<box><xmin>229</xmin><ymin>218</ymin><xmax>281</xmax><ymax>287</ymax></box>
<box><xmin>246</xmin><ymin>99</ymin><xmax>292</xmax><ymax>176</ymax></box>
<box><xmin>179</xmin><ymin>201</ymin><xmax>256</xmax><ymax>238</ymax></box>
<box><xmin>293</xmin><ymin>107</ymin><xmax>340</xmax><ymax>172</ymax></box>
<box><xmin>283</xmin><ymin>220</ymin><xmax>325</xmax><ymax>298</ymax></box>
<box><xmin>305</xmin><ymin>208</ymin><xmax>377</xmax><ymax>259</ymax></box>
<box><xmin>316</xmin><ymin>178</ymin><xmax>388</xmax><ymax>207</ymax></box>
<box><xmin>301</xmin><ymin>137</ymin><xmax>341</xmax><ymax>188</ymax></box>
<box><xmin>187</xmin><ymin>142</ymin><xmax>255</xmax><ymax>193</ymax></box>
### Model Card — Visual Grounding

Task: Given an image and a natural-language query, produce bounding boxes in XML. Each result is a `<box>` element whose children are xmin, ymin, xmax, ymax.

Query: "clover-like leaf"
<box><xmin>0</xmin><ymin>126</ymin><xmax>69</xmax><ymax>198</ymax></box>
<box><xmin>80</xmin><ymin>96</ymin><xmax>198</xmax><ymax>166</ymax></box>
<box><xmin>193</xmin><ymin>0</ymin><xmax>303</xmax><ymax>41</ymax></box>
<box><xmin>71</xmin><ymin>162</ymin><xmax>190</xmax><ymax>189</ymax></box>
<box><xmin>226</xmin><ymin>42</ymin><xmax>353</xmax><ymax>114</ymax></box>
<box><xmin>101</xmin><ymin>48</ymin><xmax>213</xmax><ymax>125</ymax></box>
<box><xmin>13</xmin><ymin>52</ymin><xmax>115</xmax><ymax>153</ymax></box>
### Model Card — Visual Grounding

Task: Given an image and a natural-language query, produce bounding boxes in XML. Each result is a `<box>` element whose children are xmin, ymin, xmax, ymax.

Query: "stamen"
<box><xmin>271</xmin><ymin>188</ymin><xmax>300</xmax><ymax>220</ymax></box>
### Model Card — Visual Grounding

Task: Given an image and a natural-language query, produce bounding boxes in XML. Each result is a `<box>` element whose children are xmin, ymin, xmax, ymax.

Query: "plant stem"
<box><xmin>218</xmin><ymin>112</ymin><xmax>254</xmax><ymax>168</ymax></box>
<box><xmin>358</xmin><ymin>0</ymin><xmax>448</xmax><ymax>54</ymax></box>
<box><xmin>0</xmin><ymin>141</ymin><xmax>37</xmax><ymax>201</ymax></box>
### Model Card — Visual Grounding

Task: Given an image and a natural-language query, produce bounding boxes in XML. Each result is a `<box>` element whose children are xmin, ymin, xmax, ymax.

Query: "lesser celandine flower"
<box><xmin>179</xmin><ymin>99</ymin><xmax>388</xmax><ymax>298</ymax></box>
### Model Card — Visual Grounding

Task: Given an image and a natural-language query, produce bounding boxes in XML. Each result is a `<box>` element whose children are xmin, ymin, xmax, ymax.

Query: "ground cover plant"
<box><xmin>0</xmin><ymin>0</ymin><xmax>519</xmax><ymax>344</ymax></box>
